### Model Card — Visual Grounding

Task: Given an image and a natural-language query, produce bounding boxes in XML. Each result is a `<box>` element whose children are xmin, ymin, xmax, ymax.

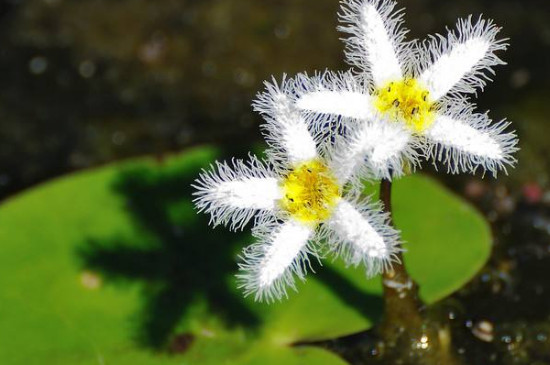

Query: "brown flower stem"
<box><xmin>371</xmin><ymin>179</ymin><xmax>463</xmax><ymax>364</ymax></box>
<box><xmin>378</xmin><ymin>178</ymin><xmax>423</xmax><ymax>334</ymax></box>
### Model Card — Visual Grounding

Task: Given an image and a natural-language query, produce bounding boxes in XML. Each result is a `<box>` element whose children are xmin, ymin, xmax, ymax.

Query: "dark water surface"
<box><xmin>0</xmin><ymin>0</ymin><xmax>548</xmax><ymax>197</ymax></box>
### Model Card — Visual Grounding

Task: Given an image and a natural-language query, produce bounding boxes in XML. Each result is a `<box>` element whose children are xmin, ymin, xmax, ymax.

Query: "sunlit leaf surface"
<box><xmin>0</xmin><ymin>146</ymin><xmax>490</xmax><ymax>364</ymax></box>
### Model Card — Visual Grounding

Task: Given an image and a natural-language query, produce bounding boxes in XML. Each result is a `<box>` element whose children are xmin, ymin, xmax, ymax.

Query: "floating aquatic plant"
<box><xmin>192</xmin><ymin>2</ymin><xmax>521</xmax><ymax>362</ymax></box>
<box><xmin>193</xmin><ymin>86</ymin><xmax>400</xmax><ymax>302</ymax></box>
<box><xmin>193</xmin><ymin>0</ymin><xmax>518</xmax><ymax>306</ymax></box>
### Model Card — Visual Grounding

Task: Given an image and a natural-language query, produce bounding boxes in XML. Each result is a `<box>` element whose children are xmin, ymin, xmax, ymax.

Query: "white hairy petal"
<box><xmin>327</xmin><ymin>130</ymin><xmax>370</xmax><ymax>186</ymax></box>
<box><xmin>339</xmin><ymin>0</ymin><xmax>406</xmax><ymax>87</ymax></box>
<box><xmin>193</xmin><ymin>156</ymin><xmax>282</xmax><ymax>231</ymax></box>
<box><xmin>425</xmin><ymin>113</ymin><xmax>518</xmax><ymax>177</ymax></box>
<box><xmin>418</xmin><ymin>16</ymin><xmax>507</xmax><ymax>100</ymax></box>
<box><xmin>269</xmin><ymin>106</ymin><xmax>318</xmax><ymax>164</ymax></box>
<box><xmin>292</xmin><ymin>71</ymin><xmax>372</xmax><ymax>125</ymax></box>
<box><xmin>326</xmin><ymin>199</ymin><xmax>399</xmax><ymax>276</ymax></box>
<box><xmin>296</xmin><ymin>90</ymin><xmax>374</xmax><ymax>120</ymax></box>
<box><xmin>253</xmin><ymin>76</ymin><xmax>318</xmax><ymax>165</ymax></box>
<box><xmin>237</xmin><ymin>219</ymin><xmax>314</xmax><ymax>302</ymax></box>
<box><xmin>327</xmin><ymin>119</ymin><xmax>399</xmax><ymax>185</ymax></box>
<box><xmin>353</xmin><ymin>120</ymin><xmax>419</xmax><ymax>180</ymax></box>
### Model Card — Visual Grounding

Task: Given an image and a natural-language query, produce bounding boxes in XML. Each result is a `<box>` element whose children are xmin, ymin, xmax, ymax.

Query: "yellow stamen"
<box><xmin>374</xmin><ymin>78</ymin><xmax>436</xmax><ymax>133</ymax></box>
<box><xmin>280</xmin><ymin>160</ymin><xmax>341</xmax><ymax>224</ymax></box>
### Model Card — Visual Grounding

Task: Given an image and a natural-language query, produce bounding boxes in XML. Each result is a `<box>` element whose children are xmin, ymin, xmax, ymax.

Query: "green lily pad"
<box><xmin>0</xmin><ymin>146</ymin><xmax>490</xmax><ymax>364</ymax></box>
<box><xmin>393</xmin><ymin>177</ymin><xmax>492</xmax><ymax>303</ymax></box>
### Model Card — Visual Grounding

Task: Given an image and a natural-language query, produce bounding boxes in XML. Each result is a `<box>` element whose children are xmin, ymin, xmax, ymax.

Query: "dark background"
<box><xmin>0</xmin><ymin>0</ymin><xmax>548</xmax><ymax>199</ymax></box>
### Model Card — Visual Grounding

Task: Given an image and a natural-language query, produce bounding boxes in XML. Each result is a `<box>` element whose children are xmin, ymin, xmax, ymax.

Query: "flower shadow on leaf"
<box><xmin>77</xmin><ymin>154</ymin><xmax>260</xmax><ymax>350</ymax></box>
<box><xmin>76</xmin><ymin>149</ymin><xmax>386</xmax><ymax>353</ymax></box>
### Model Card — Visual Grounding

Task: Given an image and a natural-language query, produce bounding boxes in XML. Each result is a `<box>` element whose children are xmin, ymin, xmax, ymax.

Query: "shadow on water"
<box><xmin>78</xmin><ymin>150</ymin><xmax>386</xmax><ymax>352</ymax></box>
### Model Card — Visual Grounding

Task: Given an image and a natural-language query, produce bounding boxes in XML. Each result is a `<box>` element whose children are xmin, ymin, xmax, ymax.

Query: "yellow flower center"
<box><xmin>373</xmin><ymin>78</ymin><xmax>436</xmax><ymax>133</ymax></box>
<box><xmin>280</xmin><ymin>160</ymin><xmax>341</xmax><ymax>224</ymax></box>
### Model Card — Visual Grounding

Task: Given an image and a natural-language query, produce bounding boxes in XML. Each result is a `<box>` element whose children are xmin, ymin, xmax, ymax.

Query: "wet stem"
<box><xmin>372</xmin><ymin>179</ymin><xmax>464</xmax><ymax>365</ymax></box>
<box><xmin>378</xmin><ymin>178</ymin><xmax>424</xmax><ymax>336</ymax></box>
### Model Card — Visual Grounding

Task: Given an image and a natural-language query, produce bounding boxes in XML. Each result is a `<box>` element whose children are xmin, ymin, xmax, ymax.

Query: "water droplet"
<box><xmin>472</xmin><ymin>320</ymin><xmax>494</xmax><ymax>342</ymax></box>
<box><xmin>414</xmin><ymin>334</ymin><xmax>429</xmax><ymax>350</ymax></box>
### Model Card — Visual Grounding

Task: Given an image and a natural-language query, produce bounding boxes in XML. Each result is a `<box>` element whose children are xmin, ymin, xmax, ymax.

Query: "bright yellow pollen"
<box><xmin>374</xmin><ymin>78</ymin><xmax>436</xmax><ymax>133</ymax></box>
<box><xmin>280</xmin><ymin>160</ymin><xmax>341</xmax><ymax>224</ymax></box>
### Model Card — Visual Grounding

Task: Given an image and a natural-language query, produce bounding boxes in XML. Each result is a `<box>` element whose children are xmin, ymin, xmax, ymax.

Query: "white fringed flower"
<box><xmin>193</xmin><ymin>78</ymin><xmax>400</xmax><ymax>302</ymax></box>
<box><xmin>294</xmin><ymin>0</ymin><xmax>518</xmax><ymax>179</ymax></box>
